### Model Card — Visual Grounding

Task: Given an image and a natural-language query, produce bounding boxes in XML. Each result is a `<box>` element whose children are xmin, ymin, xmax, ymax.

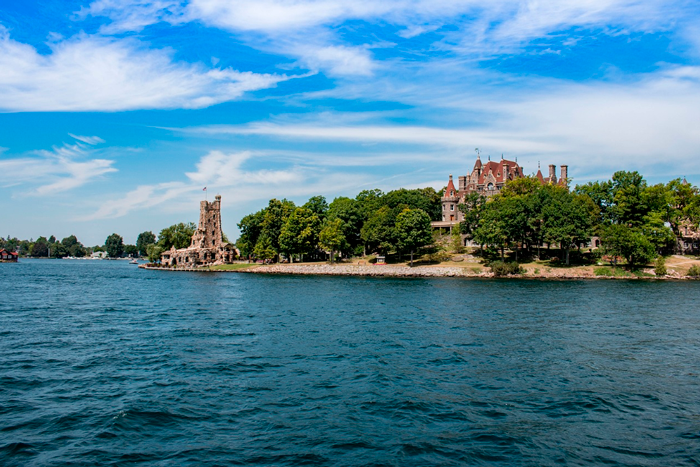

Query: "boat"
<box><xmin>129</xmin><ymin>259</ymin><xmax>139</xmax><ymax>264</ymax></box>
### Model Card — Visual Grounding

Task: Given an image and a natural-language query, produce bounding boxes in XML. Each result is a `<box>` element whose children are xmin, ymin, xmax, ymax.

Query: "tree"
<box><xmin>395</xmin><ymin>208</ymin><xmax>433</xmax><ymax>266</ymax></box>
<box><xmin>157</xmin><ymin>222</ymin><xmax>196</xmax><ymax>250</ymax></box>
<box><xmin>31</xmin><ymin>237</ymin><xmax>48</xmax><ymax>257</ymax></box>
<box><xmin>279</xmin><ymin>207</ymin><xmax>321</xmax><ymax>262</ymax></box>
<box><xmin>236</xmin><ymin>210</ymin><xmax>266</xmax><ymax>258</ymax></box>
<box><xmin>600</xmin><ymin>224</ymin><xmax>656</xmax><ymax>269</ymax></box>
<box><xmin>540</xmin><ymin>186</ymin><xmax>597</xmax><ymax>265</ymax></box>
<box><xmin>105</xmin><ymin>233</ymin><xmax>125</xmax><ymax>258</ymax></box>
<box><xmin>147</xmin><ymin>244</ymin><xmax>163</xmax><ymax>263</ymax></box>
<box><xmin>253</xmin><ymin>235</ymin><xmax>276</xmax><ymax>261</ymax></box>
<box><xmin>303</xmin><ymin>195</ymin><xmax>329</xmax><ymax>222</ymax></box>
<box><xmin>361</xmin><ymin>206</ymin><xmax>395</xmax><ymax>254</ymax></box>
<box><xmin>124</xmin><ymin>244</ymin><xmax>139</xmax><ymax>257</ymax></box>
<box><xmin>319</xmin><ymin>218</ymin><xmax>348</xmax><ymax>264</ymax></box>
<box><xmin>260</xmin><ymin>198</ymin><xmax>296</xmax><ymax>260</ymax></box>
<box><xmin>327</xmin><ymin>197</ymin><xmax>364</xmax><ymax>254</ymax></box>
<box><xmin>136</xmin><ymin>231</ymin><xmax>156</xmax><ymax>256</ymax></box>
<box><xmin>642</xmin><ymin>212</ymin><xmax>675</xmax><ymax>254</ymax></box>
<box><xmin>458</xmin><ymin>192</ymin><xmax>486</xmax><ymax>242</ymax></box>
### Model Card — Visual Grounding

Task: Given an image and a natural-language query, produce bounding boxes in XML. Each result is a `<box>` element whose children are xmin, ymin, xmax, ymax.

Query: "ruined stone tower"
<box><xmin>190</xmin><ymin>195</ymin><xmax>223</xmax><ymax>249</ymax></box>
<box><xmin>160</xmin><ymin>195</ymin><xmax>238</xmax><ymax>267</ymax></box>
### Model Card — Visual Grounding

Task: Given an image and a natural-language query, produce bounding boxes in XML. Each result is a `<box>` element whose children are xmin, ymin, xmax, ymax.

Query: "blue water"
<box><xmin>1</xmin><ymin>260</ymin><xmax>700</xmax><ymax>466</ymax></box>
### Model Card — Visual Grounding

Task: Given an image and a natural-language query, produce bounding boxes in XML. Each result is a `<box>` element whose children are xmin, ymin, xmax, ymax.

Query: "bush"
<box><xmin>470</xmin><ymin>267</ymin><xmax>482</xmax><ymax>274</ymax></box>
<box><xmin>490</xmin><ymin>261</ymin><xmax>523</xmax><ymax>277</ymax></box>
<box><xmin>654</xmin><ymin>256</ymin><xmax>667</xmax><ymax>276</ymax></box>
<box><xmin>688</xmin><ymin>265</ymin><xmax>700</xmax><ymax>277</ymax></box>
<box><xmin>594</xmin><ymin>267</ymin><xmax>632</xmax><ymax>277</ymax></box>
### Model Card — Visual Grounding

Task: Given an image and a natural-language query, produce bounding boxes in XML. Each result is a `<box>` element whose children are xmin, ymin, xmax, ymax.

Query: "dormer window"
<box><xmin>450</xmin><ymin>190</ymin><xmax>454</xmax><ymax>196</ymax></box>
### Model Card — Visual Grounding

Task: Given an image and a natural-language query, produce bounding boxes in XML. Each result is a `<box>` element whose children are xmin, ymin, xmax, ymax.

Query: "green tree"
<box><xmin>279</xmin><ymin>207</ymin><xmax>321</xmax><ymax>262</ymax></box>
<box><xmin>540</xmin><ymin>186</ymin><xmax>597</xmax><ymax>265</ymax></box>
<box><xmin>157</xmin><ymin>222</ymin><xmax>196</xmax><ymax>250</ymax></box>
<box><xmin>31</xmin><ymin>237</ymin><xmax>48</xmax><ymax>257</ymax></box>
<box><xmin>361</xmin><ymin>206</ymin><xmax>395</xmax><ymax>254</ymax></box>
<box><xmin>303</xmin><ymin>195</ymin><xmax>329</xmax><ymax>222</ymax></box>
<box><xmin>136</xmin><ymin>231</ymin><xmax>156</xmax><ymax>256</ymax></box>
<box><xmin>600</xmin><ymin>224</ymin><xmax>656</xmax><ymax>269</ymax></box>
<box><xmin>105</xmin><ymin>233</ymin><xmax>125</xmax><ymax>258</ymax></box>
<box><xmin>124</xmin><ymin>244</ymin><xmax>139</xmax><ymax>257</ymax></box>
<box><xmin>260</xmin><ymin>198</ymin><xmax>296</xmax><ymax>260</ymax></box>
<box><xmin>253</xmin><ymin>235</ymin><xmax>276</xmax><ymax>261</ymax></box>
<box><xmin>236</xmin><ymin>210</ymin><xmax>266</xmax><ymax>258</ymax></box>
<box><xmin>319</xmin><ymin>218</ymin><xmax>348</xmax><ymax>264</ymax></box>
<box><xmin>395</xmin><ymin>208</ymin><xmax>433</xmax><ymax>266</ymax></box>
<box><xmin>146</xmin><ymin>244</ymin><xmax>163</xmax><ymax>263</ymax></box>
<box><xmin>641</xmin><ymin>212</ymin><xmax>675</xmax><ymax>253</ymax></box>
<box><xmin>458</xmin><ymin>192</ymin><xmax>486</xmax><ymax>242</ymax></box>
<box><xmin>327</xmin><ymin>196</ymin><xmax>364</xmax><ymax>254</ymax></box>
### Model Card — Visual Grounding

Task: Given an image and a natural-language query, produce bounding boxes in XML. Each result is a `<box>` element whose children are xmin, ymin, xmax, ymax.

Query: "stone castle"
<box><xmin>160</xmin><ymin>195</ymin><xmax>238</xmax><ymax>267</ymax></box>
<box><xmin>436</xmin><ymin>155</ymin><xmax>567</xmax><ymax>225</ymax></box>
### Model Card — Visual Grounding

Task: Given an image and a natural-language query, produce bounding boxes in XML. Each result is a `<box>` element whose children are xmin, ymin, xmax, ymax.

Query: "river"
<box><xmin>1</xmin><ymin>259</ymin><xmax>699</xmax><ymax>465</ymax></box>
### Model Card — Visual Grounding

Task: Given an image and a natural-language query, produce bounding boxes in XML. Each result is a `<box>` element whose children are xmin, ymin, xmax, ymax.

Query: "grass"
<box><xmin>594</xmin><ymin>267</ymin><xmax>633</xmax><ymax>278</ymax></box>
<box><xmin>208</xmin><ymin>263</ymin><xmax>259</xmax><ymax>271</ymax></box>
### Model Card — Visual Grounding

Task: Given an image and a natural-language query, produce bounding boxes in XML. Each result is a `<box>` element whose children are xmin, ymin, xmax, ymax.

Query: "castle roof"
<box><xmin>475</xmin><ymin>159</ymin><xmax>520</xmax><ymax>185</ymax></box>
<box><xmin>473</xmin><ymin>156</ymin><xmax>482</xmax><ymax>170</ymax></box>
<box><xmin>444</xmin><ymin>175</ymin><xmax>457</xmax><ymax>198</ymax></box>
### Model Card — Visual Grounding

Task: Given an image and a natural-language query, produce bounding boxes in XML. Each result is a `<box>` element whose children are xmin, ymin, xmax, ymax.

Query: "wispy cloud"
<box><xmin>0</xmin><ymin>27</ymin><xmax>293</xmax><ymax>112</ymax></box>
<box><xmin>0</xmin><ymin>141</ymin><xmax>117</xmax><ymax>195</ymax></box>
<box><xmin>69</xmin><ymin>134</ymin><xmax>106</xmax><ymax>145</ymax></box>
<box><xmin>87</xmin><ymin>150</ymin><xmax>303</xmax><ymax>219</ymax></box>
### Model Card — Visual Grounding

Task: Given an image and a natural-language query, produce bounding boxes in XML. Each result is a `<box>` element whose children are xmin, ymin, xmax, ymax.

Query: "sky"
<box><xmin>1</xmin><ymin>0</ymin><xmax>700</xmax><ymax>246</ymax></box>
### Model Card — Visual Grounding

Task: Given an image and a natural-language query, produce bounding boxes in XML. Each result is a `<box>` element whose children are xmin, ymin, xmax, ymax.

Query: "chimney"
<box><xmin>458</xmin><ymin>175</ymin><xmax>467</xmax><ymax>191</ymax></box>
<box><xmin>560</xmin><ymin>165</ymin><xmax>568</xmax><ymax>182</ymax></box>
<box><xmin>549</xmin><ymin>164</ymin><xmax>556</xmax><ymax>181</ymax></box>
<box><xmin>504</xmin><ymin>163</ymin><xmax>510</xmax><ymax>180</ymax></box>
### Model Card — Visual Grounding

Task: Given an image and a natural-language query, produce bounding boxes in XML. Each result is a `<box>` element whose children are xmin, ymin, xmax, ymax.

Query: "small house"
<box><xmin>0</xmin><ymin>249</ymin><xmax>18</xmax><ymax>262</ymax></box>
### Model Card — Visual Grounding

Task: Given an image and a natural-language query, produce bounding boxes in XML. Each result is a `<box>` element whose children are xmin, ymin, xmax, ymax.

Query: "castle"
<box><xmin>160</xmin><ymin>195</ymin><xmax>238</xmax><ymax>267</ymax></box>
<box><xmin>435</xmin><ymin>155</ymin><xmax>567</xmax><ymax>225</ymax></box>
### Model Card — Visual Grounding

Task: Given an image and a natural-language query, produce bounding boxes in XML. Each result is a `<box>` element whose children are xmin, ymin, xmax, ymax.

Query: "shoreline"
<box><xmin>139</xmin><ymin>263</ymin><xmax>699</xmax><ymax>280</ymax></box>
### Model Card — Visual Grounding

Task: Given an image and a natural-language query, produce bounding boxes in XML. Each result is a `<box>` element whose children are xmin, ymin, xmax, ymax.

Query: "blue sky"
<box><xmin>2</xmin><ymin>0</ymin><xmax>700</xmax><ymax>245</ymax></box>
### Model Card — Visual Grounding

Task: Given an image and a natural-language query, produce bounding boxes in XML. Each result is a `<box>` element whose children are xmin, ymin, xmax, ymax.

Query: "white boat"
<box><xmin>129</xmin><ymin>259</ymin><xmax>139</xmax><ymax>264</ymax></box>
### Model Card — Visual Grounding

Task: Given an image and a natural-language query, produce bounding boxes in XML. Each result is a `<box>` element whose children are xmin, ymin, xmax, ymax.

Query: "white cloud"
<box><xmin>0</xmin><ymin>28</ymin><xmax>290</xmax><ymax>112</ymax></box>
<box><xmin>296</xmin><ymin>45</ymin><xmax>375</xmax><ymax>76</ymax></box>
<box><xmin>188</xmin><ymin>64</ymin><xmax>700</xmax><ymax>180</ymax></box>
<box><xmin>87</xmin><ymin>150</ymin><xmax>304</xmax><ymax>219</ymax></box>
<box><xmin>69</xmin><ymin>134</ymin><xmax>106</xmax><ymax>145</ymax></box>
<box><xmin>0</xmin><ymin>142</ymin><xmax>117</xmax><ymax>195</ymax></box>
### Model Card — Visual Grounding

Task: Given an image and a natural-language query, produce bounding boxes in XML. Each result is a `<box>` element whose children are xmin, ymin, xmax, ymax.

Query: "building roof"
<box><xmin>444</xmin><ymin>174</ymin><xmax>457</xmax><ymax>198</ymax></box>
<box><xmin>475</xmin><ymin>159</ymin><xmax>520</xmax><ymax>185</ymax></box>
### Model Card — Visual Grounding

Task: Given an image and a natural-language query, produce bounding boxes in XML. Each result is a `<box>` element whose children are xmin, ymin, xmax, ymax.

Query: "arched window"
<box><xmin>487</xmin><ymin>183</ymin><xmax>494</xmax><ymax>191</ymax></box>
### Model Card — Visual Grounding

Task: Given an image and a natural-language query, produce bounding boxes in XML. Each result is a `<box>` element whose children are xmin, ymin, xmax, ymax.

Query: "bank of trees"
<box><xmin>236</xmin><ymin>188</ymin><xmax>440</xmax><ymax>262</ymax></box>
<box><xmin>463</xmin><ymin>171</ymin><xmax>700</xmax><ymax>268</ymax></box>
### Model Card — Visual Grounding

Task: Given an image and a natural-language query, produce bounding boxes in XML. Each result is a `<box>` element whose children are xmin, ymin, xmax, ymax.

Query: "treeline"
<box><xmin>236</xmin><ymin>188</ymin><xmax>441</xmax><ymax>263</ymax></box>
<box><xmin>0</xmin><ymin>231</ymin><xmax>159</xmax><ymax>259</ymax></box>
<box><xmin>462</xmin><ymin>171</ymin><xmax>700</xmax><ymax>267</ymax></box>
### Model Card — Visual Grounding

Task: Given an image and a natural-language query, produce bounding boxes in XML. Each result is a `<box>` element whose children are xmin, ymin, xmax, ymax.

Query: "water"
<box><xmin>1</xmin><ymin>259</ymin><xmax>700</xmax><ymax>466</ymax></box>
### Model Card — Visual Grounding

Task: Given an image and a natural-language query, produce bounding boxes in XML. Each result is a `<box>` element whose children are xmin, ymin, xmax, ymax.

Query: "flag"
<box><xmin>203</xmin><ymin>187</ymin><xmax>207</xmax><ymax>191</ymax></box>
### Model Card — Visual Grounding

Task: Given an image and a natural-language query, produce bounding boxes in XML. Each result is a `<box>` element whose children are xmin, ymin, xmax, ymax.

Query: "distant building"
<box><xmin>161</xmin><ymin>195</ymin><xmax>239</xmax><ymax>267</ymax></box>
<box><xmin>0</xmin><ymin>249</ymin><xmax>18</xmax><ymax>262</ymax></box>
<box><xmin>434</xmin><ymin>155</ymin><xmax>568</xmax><ymax>228</ymax></box>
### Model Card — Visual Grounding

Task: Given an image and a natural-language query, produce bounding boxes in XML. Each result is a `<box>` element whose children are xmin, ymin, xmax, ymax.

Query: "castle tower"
<box><xmin>191</xmin><ymin>194</ymin><xmax>223</xmax><ymax>249</ymax></box>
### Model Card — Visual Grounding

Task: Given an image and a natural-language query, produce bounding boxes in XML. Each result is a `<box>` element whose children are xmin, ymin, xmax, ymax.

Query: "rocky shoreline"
<box><xmin>140</xmin><ymin>263</ymin><xmax>697</xmax><ymax>280</ymax></box>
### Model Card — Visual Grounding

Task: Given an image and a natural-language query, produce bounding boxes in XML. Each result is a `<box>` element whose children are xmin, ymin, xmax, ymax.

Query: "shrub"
<box><xmin>654</xmin><ymin>256</ymin><xmax>667</xmax><ymax>276</ymax></box>
<box><xmin>595</xmin><ymin>267</ymin><xmax>632</xmax><ymax>277</ymax></box>
<box><xmin>490</xmin><ymin>261</ymin><xmax>523</xmax><ymax>277</ymax></box>
<box><xmin>533</xmin><ymin>268</ymin><xmax>540</xmax><ymax>275</ymax></box>
<box><xmin>470</xmin><ymin>267</ymin><xmax>482</xmax><ymax>274</ymax></box>
<box><xmin>688</xmin><ymin>265</ymin><xmax>700</xmax><ymax>277</ymax></box>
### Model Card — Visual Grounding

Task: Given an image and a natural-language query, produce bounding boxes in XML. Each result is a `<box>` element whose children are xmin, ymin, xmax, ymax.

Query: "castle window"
<box><xmin>450</xmin><ymin>190</ymin><xmax>454</xmax><ymax>196</ymax></box>
<box><xmin>442</xmin><ymin>204</ymin><xmax>445</xmax><ymax>211</ymax></box>
<box><xmin>450</xmin><ymin>204</ymin><xmax>454</xmax><ymax>211</ymax></box>
<box><xmin>487</xmin><ymin>183</ymin><xmax>494</xmax><ymax>191</ymax></box>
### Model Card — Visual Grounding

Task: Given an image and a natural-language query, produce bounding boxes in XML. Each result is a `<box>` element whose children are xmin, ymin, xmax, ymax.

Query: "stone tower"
<box><xmin>190</xmin><ymin>195</ymin><xmax>224</xmax><ymax>249</ymax></box>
